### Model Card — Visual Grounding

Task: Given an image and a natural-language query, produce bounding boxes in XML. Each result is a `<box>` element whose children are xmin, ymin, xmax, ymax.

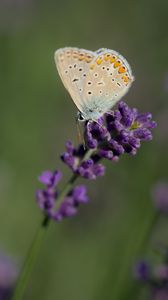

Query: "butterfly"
<box><xmin>54</xmin><ymin>47</ymin><xmax>134</xmax><ymax>122</ymax></box>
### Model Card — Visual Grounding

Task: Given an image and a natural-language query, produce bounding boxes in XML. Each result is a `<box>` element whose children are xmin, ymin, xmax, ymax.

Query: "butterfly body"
<box><xmin>54</xmin><ymin>47</ymin><xmax>134</xmax><ymax>121</ymax></box>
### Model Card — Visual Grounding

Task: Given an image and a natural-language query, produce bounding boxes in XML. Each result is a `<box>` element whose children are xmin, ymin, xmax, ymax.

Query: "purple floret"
<box><xmin>133</xmin><ymin>260</ymin><xmax>151</xmax><ymax>281</ymax></box>
<box><xmin>36</xmin><ymin>170</ymin><xmax>89</xmax><ymax>222</ymax></box>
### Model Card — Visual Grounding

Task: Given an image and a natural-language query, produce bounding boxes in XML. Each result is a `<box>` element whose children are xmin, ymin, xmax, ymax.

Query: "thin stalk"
<box><xmin>11</xmin><ymin>216</ymin><xmax>49</xmax><ymax>300</ymax></box>
<box><xmin>12</xmin><ymin>148</ymin><xmax>95</xmax><ymax>300</ymax></box>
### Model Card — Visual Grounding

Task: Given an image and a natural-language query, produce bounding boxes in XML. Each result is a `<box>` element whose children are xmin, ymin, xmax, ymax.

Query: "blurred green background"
<box><xmin>0</xmin><ymin>0</ymin><xmax>168</xmax><ymax>299</ymax></box>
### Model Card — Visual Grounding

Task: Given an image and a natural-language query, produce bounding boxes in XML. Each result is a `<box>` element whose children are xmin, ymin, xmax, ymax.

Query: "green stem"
<box><xmin>11</xmin><ymin>216</ymin><xmax>50</xmax><ymax>300</ymax></box>
<box><xmin>12</xmin><ymin>148</ymin><xmax>95</xmax><ymax>300</ymax></box>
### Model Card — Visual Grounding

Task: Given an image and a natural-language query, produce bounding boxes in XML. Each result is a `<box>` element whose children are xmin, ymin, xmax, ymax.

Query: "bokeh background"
<box><xmin>0</xmin><ymin>0</ymin><xmax>168</xmax><ymax>299</ymax></box>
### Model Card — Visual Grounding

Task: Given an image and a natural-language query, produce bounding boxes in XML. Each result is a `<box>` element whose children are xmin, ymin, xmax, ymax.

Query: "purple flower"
<box><xmin>84</xmin><ymin>101</ymin><xmax>156</xmax><ymax>158</ymax></box>
<box><xmin>36</xmin><ymin>101</ymin><xmax>156</xmax><ymax>222</ymax></box>
<box><xmin>133</xmin><ymin>260</ymin><xmax>151</xmax><ymax>281</ymax></box>
<box><xmin>0</xmin><ymin>252</ymin><xmax>18</xmax><ymax>300</ymax></box>
<box><xmin>38</xmin><ymin>170</ymin><xmax>62</xmax><ymax>188</ymax></box>
<box><xmin>134</xmin><ymin>255</ymin><xmax>168</xmax><ymax>300</ymax></box>
<box><xmin>151</xmin><ymin>181</ymin><xmax>168</xmax><ymax>213</ymax></box>
<box><xmin>61</xmin><ymin>102</ymin><xmax>156</xmax><ymax>178</ymax></box>
<box><xmin>36</xmin><ymin>170</ymin><xmax>89</xmax><ymax>222</ymax></box>
<box><xmin>36</xmin><ymin>170</ymin><xmax>62</xmax><ymax>211</ymax></box>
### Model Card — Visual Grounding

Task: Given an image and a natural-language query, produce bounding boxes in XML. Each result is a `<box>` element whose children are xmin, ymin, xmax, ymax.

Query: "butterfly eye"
<box><xmin>77</xmin><ymin>112</ymin><xmax>85</xmax><ymax>122</ymax></box>
<box><xmin>87</xmin><ymin>81</ymin><xmax>92</xmax><ymax>85</ymax></box>
<box><xmin>88</xmin><ymin>91</ymin><xmax>92</xmax><ymax>95</ymax></box>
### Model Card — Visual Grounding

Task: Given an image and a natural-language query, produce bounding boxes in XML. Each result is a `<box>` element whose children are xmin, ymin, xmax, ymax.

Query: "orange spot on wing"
<box><xmin>96</xmin><ymin>58</ymin><xmax>103</xmax><ymax>65</ymax></box>
<box><xmin>118</xmin><ymin>66</ymin><xmax>126</xmax><ymax>74</ymax></box>
<box><xmin>110</xmin><ymin>56</ymin><xmax>116</xmax><ymax>63</ymax></box>
<box><xmin>79</xmin><ymin>53</ymin><xmax>85</xmax><ymax>61</ymax></box>
<box><xmin>122</xmin><ymin>75</ymin><xmax>129</xmax><ymax>84</ymax></box>
<box><xmin>114</xmin><ymin>61</ymin><xmax>122</xmax><ymax>68</ymax></box>
<box><xmin>104</xmin><ymin>53</ymin><xmax>112</xmax><ymax>61</ymax></box>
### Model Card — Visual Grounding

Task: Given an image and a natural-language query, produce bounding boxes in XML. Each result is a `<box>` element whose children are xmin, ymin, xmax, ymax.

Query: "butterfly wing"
<box><xmin>81</xmin><ymin>49</ymin><xmax>134</xmax><ymax>120</ymax></box>
<box><xmin>54</xmin><ymin>47</ymin><xmax>96</xmax><ymax>113</ymax></box>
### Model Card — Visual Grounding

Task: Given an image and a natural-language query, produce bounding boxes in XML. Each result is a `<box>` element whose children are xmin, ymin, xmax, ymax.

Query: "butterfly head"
<box><xmin>76</xmin><ymin>111</ymin><xmax>86</xmax><ymax>123</ymax></box>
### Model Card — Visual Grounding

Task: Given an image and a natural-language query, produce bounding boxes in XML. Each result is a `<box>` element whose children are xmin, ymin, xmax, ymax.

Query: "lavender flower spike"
<box><xmin>36</xmin><ymin>101</ymin><xmax>156</xmax><ymax>222</ymax></box>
